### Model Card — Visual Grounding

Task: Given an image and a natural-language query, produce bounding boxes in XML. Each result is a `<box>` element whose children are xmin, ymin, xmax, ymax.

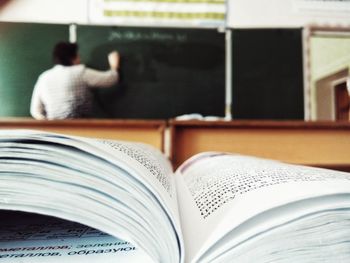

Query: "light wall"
<box><xmin>310</xmin><ymin>36</ymin><xmax>350</xmax><ymax>119</ymax></box>
<box><xmin>311</xmin><ymin>37</ymin><xmax>350</xmax><ymax>82</ymax></box>
<box><xmin>0</xmin><ymin>0</ymin><xmax>88</xmax><ymax>24</ymax></box>
<box><xmin>1</xmin><ymin>0</ymin><xmax>350</xmax><ymax>27</ymax></box>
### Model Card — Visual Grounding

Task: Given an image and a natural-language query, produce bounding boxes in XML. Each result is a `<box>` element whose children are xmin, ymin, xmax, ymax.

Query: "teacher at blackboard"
<box><xmin>30</xmin><ymin>42</ymin><xmax>120</xmax><ymax>120</ymax></box>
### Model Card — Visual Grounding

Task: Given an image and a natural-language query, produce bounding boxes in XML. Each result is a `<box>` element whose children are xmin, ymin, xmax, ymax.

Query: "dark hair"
<box><xmin>53</xmin><ymin>42</ymin><xmax>78</xmax><ymax>66</ymax></box>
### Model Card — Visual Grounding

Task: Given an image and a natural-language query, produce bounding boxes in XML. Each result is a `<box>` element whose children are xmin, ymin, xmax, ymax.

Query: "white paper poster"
<box><xmin>293</xmin><ymin>0</ymin><xmax>350</xmax><ymax>15</ymax></box>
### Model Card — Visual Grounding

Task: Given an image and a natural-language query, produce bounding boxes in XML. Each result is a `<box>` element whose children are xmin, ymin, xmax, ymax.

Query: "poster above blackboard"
<box><xmin>88</xmin><ymin>0</ymin><xmax>226</xmax><ymax>28</ymax></box>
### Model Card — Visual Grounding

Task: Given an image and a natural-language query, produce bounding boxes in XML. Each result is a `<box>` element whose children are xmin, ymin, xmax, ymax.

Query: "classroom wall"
<box><xmin>310</xmin><ymin>36</ymin><xmax>350</xmax><ymax>119</ymax></box>
<box><xmin>2</xmin><ymin>0</ymin><xmax>348</xmax><ymax>121</ymax></box>
<box><xmin>310</xmin><ymin>37</ymin><xmax>350</xmax><ymax>82</ymax></box>
<box><xmin>3</xmin><ymin>0</ymin><xmax>349</xmax><ymax>27</ymax></box>
<box><xmin>0</xmin><ymin>0</ymin><xmax>306</xmax><ymax>121</ymax></box>
<box><xmin>0</xmin><ymin>0</ymin><xmax>87</xmax><ymax>24</ymax></box>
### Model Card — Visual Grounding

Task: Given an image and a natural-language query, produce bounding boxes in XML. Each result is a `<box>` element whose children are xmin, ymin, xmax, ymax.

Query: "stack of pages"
<box><xmin>0</xmin><ymin>130</ymin><xmax>349</xmax><ymax>263</ymax></box>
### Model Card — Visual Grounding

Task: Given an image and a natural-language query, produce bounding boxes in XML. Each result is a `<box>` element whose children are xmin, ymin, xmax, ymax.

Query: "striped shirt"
<box><xmin>30</xmin><ymin>64</ymin><xmax>118</xmax><ymax>120</ymax></box>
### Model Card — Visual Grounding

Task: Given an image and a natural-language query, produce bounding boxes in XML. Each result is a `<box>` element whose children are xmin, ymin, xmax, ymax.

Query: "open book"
<box><xmin>0</xmin><ymin>130</ymin><xmax>350</xmax><ymax>263</ymax></box>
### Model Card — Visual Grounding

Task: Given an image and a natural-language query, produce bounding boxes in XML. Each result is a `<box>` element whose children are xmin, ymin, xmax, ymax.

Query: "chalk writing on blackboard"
<box><xmin>108</xmin><ymin>30</ymin><xmax>187</xmax><ymax>42</ymax></box>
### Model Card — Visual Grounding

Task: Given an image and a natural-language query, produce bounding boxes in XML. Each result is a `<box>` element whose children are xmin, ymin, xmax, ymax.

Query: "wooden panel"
<box><xmin>0</xmin><ymin>118</ymin><xmax>165</xmax><ymax>151</ymax></box>
<box><xmin>170</xmin><ymin>120</ymin><xmax>350</xmax><ymax>171</ymax></box>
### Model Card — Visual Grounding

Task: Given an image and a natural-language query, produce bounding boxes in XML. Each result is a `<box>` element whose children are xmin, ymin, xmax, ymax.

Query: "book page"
<box><xmin>175</xmin><ymin>152</ymin><xmax>350</xmax><ymax>262</ymax></box>
<box><xmin>0</xmin><ymin>130</ymin><xmax>183</xmax><ymax>263</ymax></box>
<box><xmin>0</xmin><ymin>211</ymin><xmax>153</xmax><ymax>263</ymax></box>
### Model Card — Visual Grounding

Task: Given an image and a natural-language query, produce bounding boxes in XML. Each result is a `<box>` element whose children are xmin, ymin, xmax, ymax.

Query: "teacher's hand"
<box><xmin>108</xmin><ymin>51</ymin><xmax>120</xmax><ymax>71</ymax></box>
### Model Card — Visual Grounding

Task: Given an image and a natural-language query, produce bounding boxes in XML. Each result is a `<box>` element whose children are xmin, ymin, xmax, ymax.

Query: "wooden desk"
<box><xmin>170</xmin><ymin>120</ymin><xmax>350</xmax><ymax>171</ymax></box>
<box><xmin>0</xmin><ymin>118</ymin><xmax>166</xmax><ymax>151</ymax></box>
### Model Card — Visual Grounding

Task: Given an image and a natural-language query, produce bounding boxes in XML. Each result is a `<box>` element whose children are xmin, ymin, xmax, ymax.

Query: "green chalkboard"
<box><xmin>231</xmin><ymin>29</ymin><xmax>304</xmax><ymax>120</ymax></box>
<box><xmin>77</xmin><ymin>25</ymin><xmax>225</xmax><ymax>119</ymax></box>
<box><xmin>0</xmin><ymin>22</ymin><xmax>68</xmax><ymax>117</ymax></box>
